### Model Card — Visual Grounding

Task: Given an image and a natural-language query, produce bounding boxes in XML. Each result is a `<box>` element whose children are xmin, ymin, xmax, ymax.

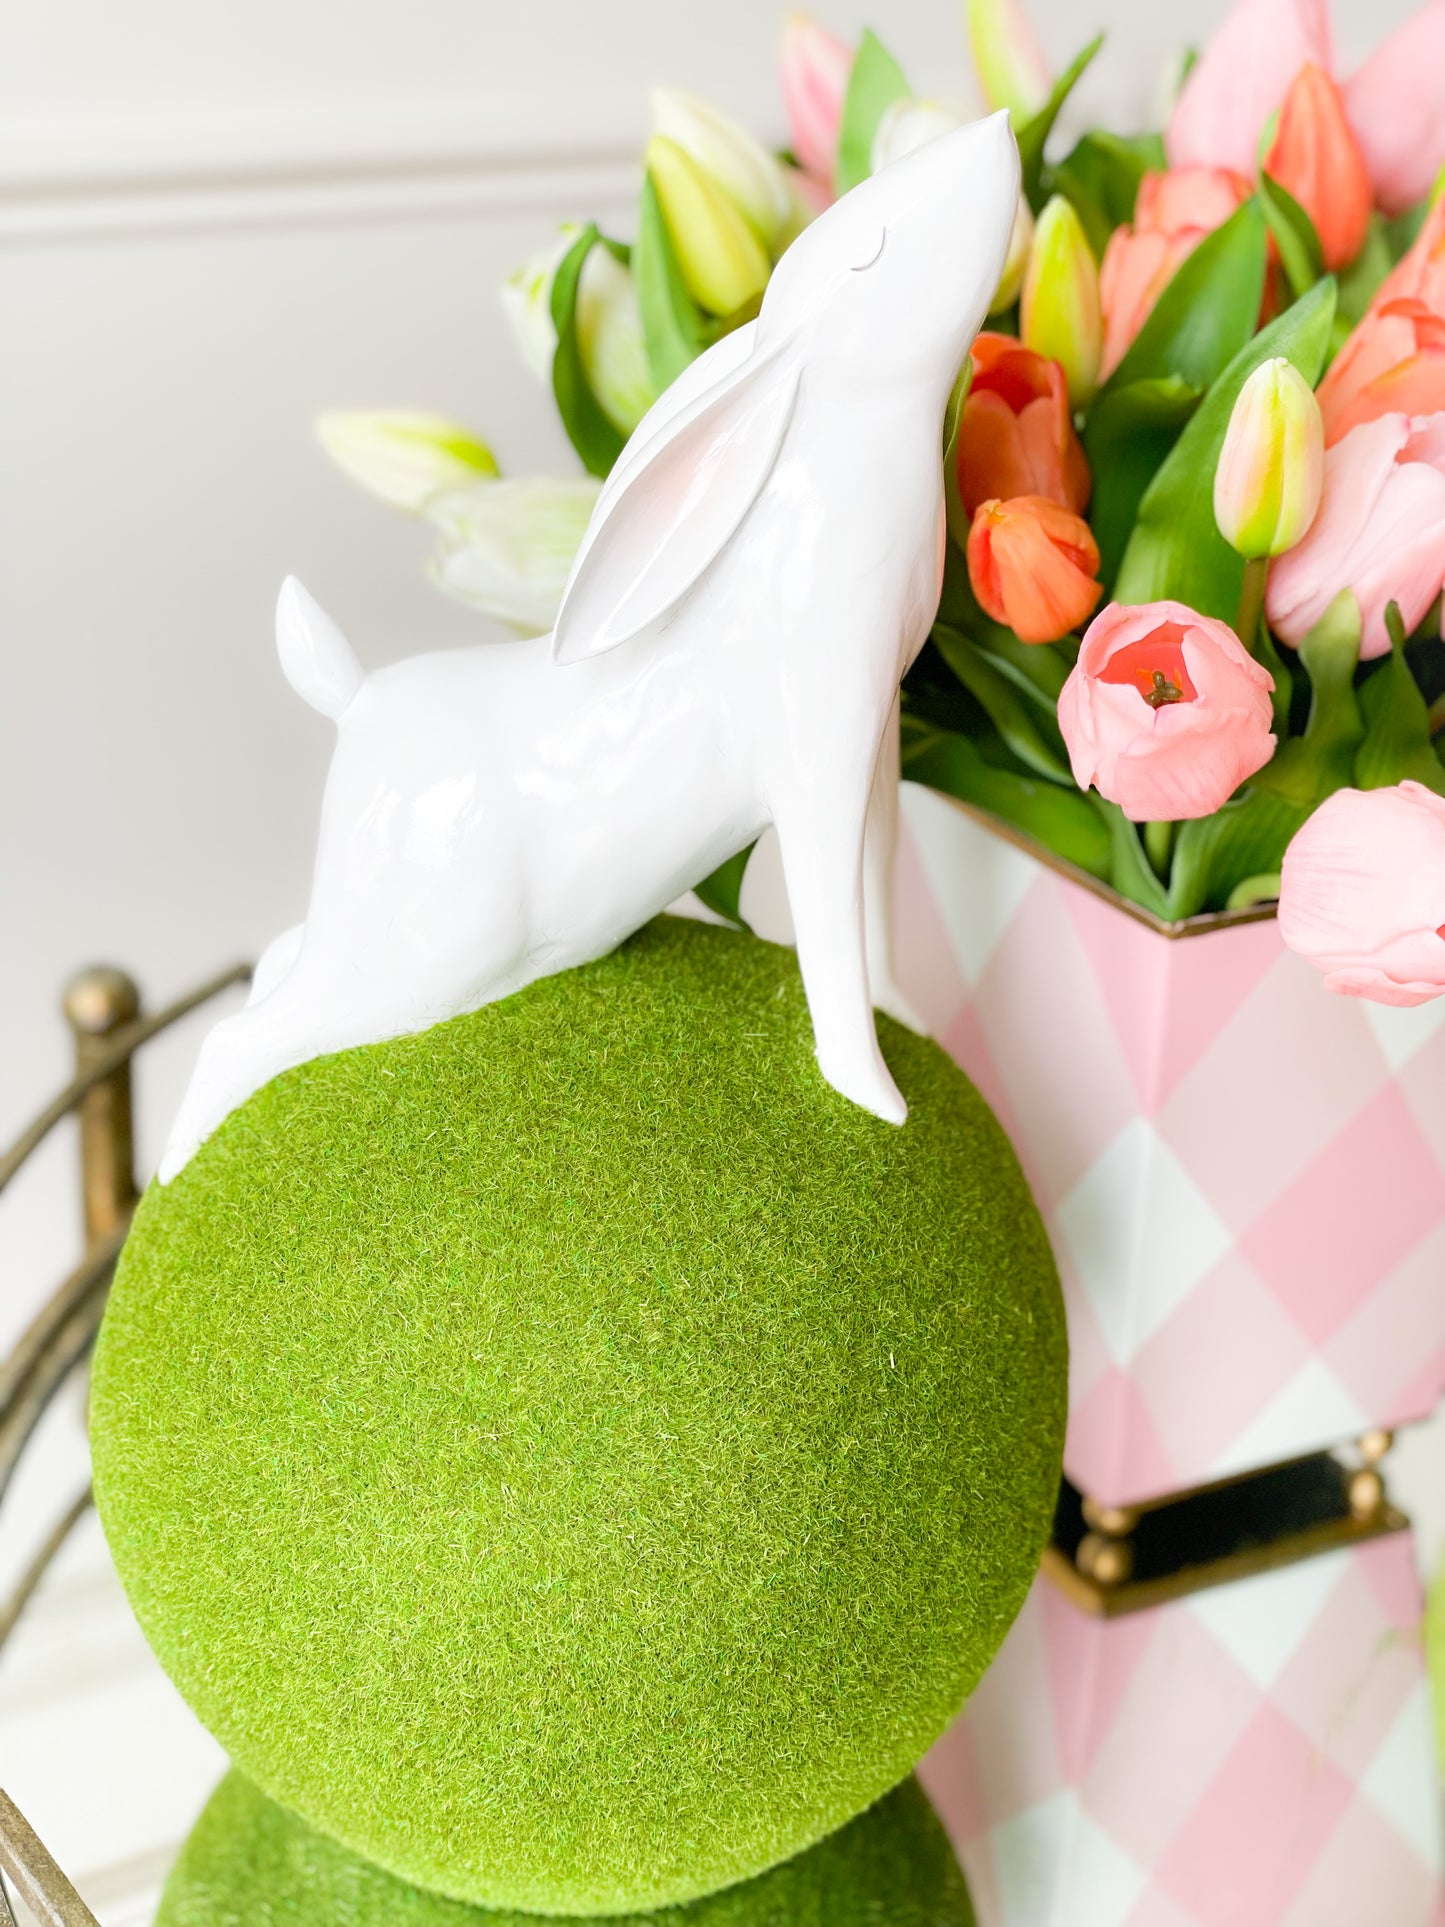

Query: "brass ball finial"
<box><xmin>63</xmin><ymin>966</ymin><xmax>140</xmax><ymax>1037</ymax></box>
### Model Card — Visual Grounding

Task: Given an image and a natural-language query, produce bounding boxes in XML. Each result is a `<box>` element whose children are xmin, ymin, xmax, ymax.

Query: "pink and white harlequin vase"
<box><xmin>892</xmin><ymin>784</ymin><xmax>1445</xmax><ymax>1512</ymax></box>
<box><xmin>887</xmin><ymin>785</ymin><xmax>1445</xmax><ymax>1927</ymax></box>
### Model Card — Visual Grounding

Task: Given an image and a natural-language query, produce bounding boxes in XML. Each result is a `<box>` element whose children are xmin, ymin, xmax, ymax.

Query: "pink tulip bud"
<box><xmin>1213</xmin><ymin>357</ymin><xmax>1325</xmax><ymax>559</ymax></box>
<box><xmin>1345</xmin><ymin>0</ymin><xmax>1445</xmax><ymax>218</ymax></box>
<box><xmin>1099</xmin><ymin>167</ymin><xmax>1252</xmax><ymax>380</ymax></box>
<box><xmin>966</xmin><ymin>0</ymin><xmax>1052</xmax><ymax>122</ymax></box>
<box><xmin>780</xmin><ymin>15</ymin><xmax>853</xmax><ymax>187</ymax></box>
<box><xmin>1165</xmin><ymin>0</ymin><xmax>1334</xmax><ymax>178</ymax></box>
<box><xmin>1058</xmin><ymin>601</ymin><xmax>1276</xmax><ymax>821</ymax></box>
<box><xmin>1265</xmin><ymin>412</ymin><xmax>1445</xmax><ymax>660</ymax></box>
<box><xmin>1280</xmin><ymin>783</ymin><xmax>1445</xmax><ymax>1005</ymax></box>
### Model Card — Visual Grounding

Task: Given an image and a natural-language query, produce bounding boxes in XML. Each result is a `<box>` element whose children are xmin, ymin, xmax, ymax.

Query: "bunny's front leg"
<box><xmin>863</xmin><ymin>695</ymin><xmax>927</xmax><ymax>1037</ymax></box>
<box><xmin>771</xmin><ymin>717</ymin><xmax>908</xmax><ymax>1127</ymax></box>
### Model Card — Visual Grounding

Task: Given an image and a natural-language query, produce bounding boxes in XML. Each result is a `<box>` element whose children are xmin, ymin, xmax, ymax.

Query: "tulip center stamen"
<box><xmin>1143</xmin><ymin>670</ymin><xmax>1185</xmax><ymax>708</ymax></box>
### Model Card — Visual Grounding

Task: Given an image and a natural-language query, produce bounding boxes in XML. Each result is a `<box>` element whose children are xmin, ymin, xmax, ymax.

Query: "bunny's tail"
<box><xmin>275</xmin><ymin>575</ymin><xmax>364</xmax><ymax>721</ymax></box>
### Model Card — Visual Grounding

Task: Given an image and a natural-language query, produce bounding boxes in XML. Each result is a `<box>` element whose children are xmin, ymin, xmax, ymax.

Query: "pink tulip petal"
<box><xmin>1346</xmin><ymin>0</ymin><xmax>1445</xmax><ymax>216</ymax></box>
<box><xmin>1166</xmin><ymin>0</ymin><xmax>1334</xmax><ymax>177</ymax></box>
<box><xmin>1281</xmin><ymin>784</ymin><xmax>1445</xmax><ymax>1009</ymax></box>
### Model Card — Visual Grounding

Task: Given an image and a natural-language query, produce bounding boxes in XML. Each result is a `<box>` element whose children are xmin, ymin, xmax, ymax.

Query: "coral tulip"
<box><xmin>1166</xmin><ymin>0</ymin><xmax>1333</xmax><ymax>177</ymax></box>
<box><xmin>1021</xmin><ymin>196</ymin><xmax>1104</xmax><ymax>406</ymax></box>
<box><xmin>966</xmin><ymin>496</ymin><xmax>1103</xmax><ymax>643</ymax></box>
<box><xmin>1058</xmin><ymin>601</ymin><xmax>1276</xmax><ymax>820</ymax></box>
<box><xmin>955</xmin><ymin>333</ymin><xmax>1091</xmax><ymax>518</ymax></box>
<box><xmin>966</xmin><ymin>0</ymin><xmax>1052</xmax><ymax>122</ymax></box>
<box><xmin>1318</xmin><ymin>200</ymin><xmax>1445</xmax><ymax>444</ymax></box>
<box><xmin>1263</xmin><ymin>64</ymin><xmax>1372</xmax><ymax>272</ymax></box>
<box><xmin>1266</xmin><ymin>412</ymin><xmax>1445</xmax><ymax>660</ymax></box>
<box><xmin>645</xmin><ymin>135</ymin><xmax>772</xmax><ymax>316</ymax></box>
<box><xmin>316</xmin><ymin>413</ymin><xmax>498</xmax><ymax>513</ymax></box>
<box><xmin>1214</xmin><ymin>357</ymin><xmax>1325</xmax><ymax>559</ymax></box>
<box><xmin>1346</xmin><ymin>0</ymin><xmax>1445</xmax><ymax>218</ymax></box>
<box><xmin>1099</xmin><ymin>167</ymin><xmax>1252</xmax><ymax>379</ymax></box>
<box><xmin>780</xmin><ymin>15</ymin><xmax>853</xmax><ymax>188</ymax></box>
<box><xmin>1279</xmin><ymin>783</ymin><xmax>1445</xmax><ymax>1005</ymax></box>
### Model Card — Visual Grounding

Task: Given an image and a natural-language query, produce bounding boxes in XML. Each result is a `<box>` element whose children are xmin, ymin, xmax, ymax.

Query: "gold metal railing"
<box><xmin>0</xmin><ymin>962</ymin><xmax>249</xmax><ymax>1926</ymax></box>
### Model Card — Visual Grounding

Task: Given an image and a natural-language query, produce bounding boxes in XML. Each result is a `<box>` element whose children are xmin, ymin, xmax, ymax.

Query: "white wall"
<box><xmin>0</xmin><ymin>1</ymin><xmax>1436</xmax><ymax>1914</ymax></box>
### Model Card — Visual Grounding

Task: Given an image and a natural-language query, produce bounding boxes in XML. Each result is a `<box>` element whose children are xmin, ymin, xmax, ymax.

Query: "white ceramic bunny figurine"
<box><xmin>159</xmin><ymin>112</ymin><xmax>1020</xmax><ymax>1182</ymax></box>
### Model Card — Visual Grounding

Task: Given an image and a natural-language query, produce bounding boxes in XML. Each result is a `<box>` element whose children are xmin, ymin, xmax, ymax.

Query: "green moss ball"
<box><xmin>93</xmin><ymin>918</ymin><xmax>1064</xmax><ymax>1916</ymax></box>
<box><xmin>156</xmin><ymin>1772</ymin><xmax>976</xmax><ymax>1927</ymax></box>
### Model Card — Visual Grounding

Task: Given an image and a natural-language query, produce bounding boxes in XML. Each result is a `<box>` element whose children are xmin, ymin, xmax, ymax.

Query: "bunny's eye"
<box><xmin>852</xmin><ymin>229</ymin><xmax>888</xmax><ymax>272</ymax></box>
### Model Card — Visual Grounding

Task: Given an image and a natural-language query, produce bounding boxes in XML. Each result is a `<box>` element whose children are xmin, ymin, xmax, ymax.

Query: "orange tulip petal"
<box><xmin>1265</xmin><ymin>65</ymin><xmax>1373</xmax><ymax>272</ymax></box>
<box><xmin>967</xmin><ymin>497</ymin><xmax>1102</xmax><ymax>645</ymax></box>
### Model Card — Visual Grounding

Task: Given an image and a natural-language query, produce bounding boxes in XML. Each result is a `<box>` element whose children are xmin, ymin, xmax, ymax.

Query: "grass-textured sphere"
<box><xmin>93</xmin><ymin>918</ymin><xmax>1064</xmax><ymax>1915</ymax></box>
<box><xmin>156</xmin><ymin>1772</ymin><xmax>976</xmax><ymax>1927</ymax></box>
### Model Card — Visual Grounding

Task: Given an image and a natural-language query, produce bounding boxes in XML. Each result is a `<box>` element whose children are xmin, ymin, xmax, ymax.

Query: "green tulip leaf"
<box><xmin>1016</xmin><ymin>36</ymin><xmax>1104</xmax><ymax>209</ymax></box>
<box><xmin>1084</xmin><ymin>374</ymin><xmax>1203</xmax><ymax>586</ymax></box>
<box><xmin>835</xmin><ymin>30</ymin><xmax>910</xmax><ymax>195</ymax></box>
<box><xmin>1051</xmin><ymin>129</ymin><xmax>1163</xmax><ymax>258</ymax></box>
<box><xmin>1258</xmin><ymin>173</ymin><xmax>1324</xmax><ymax>301</ymax></box>
<box><xmin>1096</xmin><ymin>199</ymin><xmax>1269</xmax><ymax>401</ymax></box>
<box><xmin>1256</xmin><ymin>622</ymin><xmax>1295</xmax><ymax>737</ymax></box>
<box><xmin>932</xmin><ymin>625</ymin><xmax>1073</xmax><ymax>783</ymax></box>
<box><xmin>1084</xmin><ymin>799</ymin><xmax>1172</xmax><ymax>916</ymax></box>
<box><xmin>692</xmin><ymin>843</ymin><xmax>757</xmax><ymax>926</ymax></box>
<box><xmin>934</xmin><ymin>560</ymin><xmax>1073</xmax><ymax>700</ymax></box>
<box><xmin>634</xmin><ymin>174</ymin><xmax>709</xmax><ymax>393</ymax></box>
<box><xmin>1355</xmin><ymin>615</ymin><xmax>1445</xmax><ymax>794</ymax></box>
<box><xmin>1085</xmin><ymin>203</ymin><xmax>1269</xmax><ymax>582</ymax></box>
<box><xmin>1113</xmin><ymin>276</ymin><xmax>1337</xmax><ymax>618</ymax></box>
<box><xmin>1254</xmin><ymin>591</ymin><xmax>1364</xmax><ymax>806</ymax></box>
<box><xmin>550</xmin><ymin>225</ymin><xmax>629</xmax><ymax>478</ymax></box>
<box><xmin>900</xmin><ymin>718</ymin><xmax>1112</xmax><ymax>878</ymax></box>
<box><xmin>1165</xmin><ymin>790</ymin><xmax>1310</xmax><ymax>918</ymax></box>
<box><xmin>941</xmin><ymin>358</ymin><xmax>975</xmax><ymax>550</ymax></box>
<box><xmin>1336</xmin><ymin>216</ymin><xmax>1394</xmax><ymax>328</ymax></box>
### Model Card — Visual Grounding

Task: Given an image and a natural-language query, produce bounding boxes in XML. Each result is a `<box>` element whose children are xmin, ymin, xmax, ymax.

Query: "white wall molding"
<box><xmin>0</xmin><ymin>109</ymin><xmax>640</xmax><ymax>243</ymax></box>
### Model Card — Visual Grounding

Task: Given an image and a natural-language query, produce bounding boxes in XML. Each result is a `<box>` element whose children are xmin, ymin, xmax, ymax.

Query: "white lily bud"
<box><xmin>316</xmin><ymin>412</ymin><xmax>498</xmax><ymax>513</ymax></box>
<box><xmin>502</xmin><ymin>227</ymin><xmax>654</xmax><ymax>436</ymax></box>
<box><xmin>425</xmin><ymin>477</ymin><xmax>602</xmax><ymax>635</ymax></box>
<box><xmin>651</xmin><ymin>87</ymin><xmax>794</xmax><ymax>250</ymax></box>
<box><xmin>871</xmin><ymin>97</ymin><xmax>965</xmax><ymax>174</ymax></box>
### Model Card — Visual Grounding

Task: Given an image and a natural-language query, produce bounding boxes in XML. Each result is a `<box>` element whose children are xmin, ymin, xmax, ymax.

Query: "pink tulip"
<box><xmin>1058</xmin><ymin>601</ymin><xmax>1276</xmax><ymax>821</ymax></box>
<box><xmin>1346</xmin><ymin>0</ymin><xmax>1445</xmax><ymax>217</ymax></box>
<box><xmin>780</xmin><ymin>15</ymin><xmax>853</xmax><ymax>188</ymax></box>
<box><xmin>1099</xmin><ymin>167</ymin><xmax>1252</xmax><ymax>378</ymax></box>
<box><xmin>1166</xmin><ymin>0</ymin><xmax>1334</xmax><ymax>177</ymax></box>
<box><xmin>1318</xmin><ymin>197</ymin><xmax>1445</xmax><ymax>443</ymax></box>
<box><xmin>1280</xmin><ymin>783</ymin><xmax>1445</xmax><ymax>1005</ymax></box>
<box><xmin>1265</xmin><ymin>411</ymin><xmax>1445</xmax><ymax>660</ymax></box>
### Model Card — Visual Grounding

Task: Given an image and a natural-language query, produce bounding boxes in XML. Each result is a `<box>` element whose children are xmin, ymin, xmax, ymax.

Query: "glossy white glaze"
<box><xmin>159</xmin><ymin>113</ymin><xmax>1019</xmax><ymax>1181</ymax></box>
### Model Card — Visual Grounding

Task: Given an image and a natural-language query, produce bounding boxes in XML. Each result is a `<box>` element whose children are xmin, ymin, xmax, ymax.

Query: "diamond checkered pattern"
<box><xmin>895</xmin><ymin>785</ymin><xmax>1445</xmax><ymax>1509</ymax></box>
<box><xmin>918</xmin><ymin>1539</ymin><xmax>1444</xmax><ymax>1927</ymax></box>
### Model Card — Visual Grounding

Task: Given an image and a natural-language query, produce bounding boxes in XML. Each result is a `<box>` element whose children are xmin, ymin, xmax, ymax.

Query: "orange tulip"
<box><xmin>955</xmin><ymin>334</ymin><xmax>1091</xmax><ymax>520</ymax></box>
<box><xmin>966</xmin><ymin>495</ymin><xmax>1103</xmax><ymax>644</ymax></box>
<box><xmin>1317</xmin><ymin>197</ymin><xmax>1445</xmax><ymax>444</ymax></box>
<box><xmin>1263</xmin><ymin>64</ymin><xmax>1372</xmax><ymax>272</ymax></box>
<box><xmin>1099</xmin><ymin>167</ymin><xmax>1252</xmax><ymax>379</ymax></box>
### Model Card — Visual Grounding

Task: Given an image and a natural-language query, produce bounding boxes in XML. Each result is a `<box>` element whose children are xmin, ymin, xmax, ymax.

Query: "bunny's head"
<box><xmin>758</xmin><ymin>110</ymin><xmax>1020</xmax><ymax>392</ymax></box>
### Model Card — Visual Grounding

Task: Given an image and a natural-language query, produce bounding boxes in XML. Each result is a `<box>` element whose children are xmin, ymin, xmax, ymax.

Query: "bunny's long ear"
<box><xmin>552</xmin><ymin>336</ymin><xmax>801</xmax><ymax>663</ymax></box>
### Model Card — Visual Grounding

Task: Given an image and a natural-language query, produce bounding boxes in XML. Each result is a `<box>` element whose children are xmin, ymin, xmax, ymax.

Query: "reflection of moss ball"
<box><xmin>93</xmin><ymin>919</ymin><xmax>1064</xmax><ymax>1916</ymax></box>
<box><xmin>157</xmin><ymin>1773</ymin><xmax>976</xmax><ymax>1927</ymax></box>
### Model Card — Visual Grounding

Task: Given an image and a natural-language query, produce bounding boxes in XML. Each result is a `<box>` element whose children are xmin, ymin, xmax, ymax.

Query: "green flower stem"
<box><xmin>1144</xmin><ymin>818</ymin><xmax>1175</xmax><ymax>880</ymax></box>
<box><xmin>1236</xmin><ymin>555</ymin><xmax>1269</xmax><ymax>652</ymax></box>
<box><xmin>1429</xmin><ymin>691</ymin><xmax>1445</xmax><ymax>739</ymax></box>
